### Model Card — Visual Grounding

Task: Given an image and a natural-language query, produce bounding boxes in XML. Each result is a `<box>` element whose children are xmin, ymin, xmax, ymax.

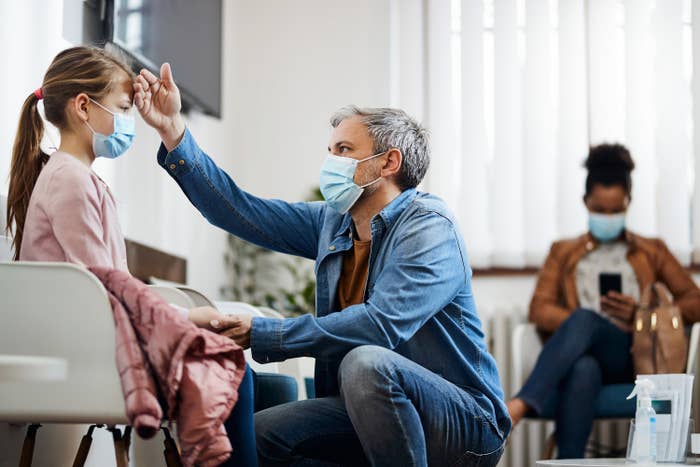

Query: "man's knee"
<box><xmin>338</xmin><ymin>345</ymin><xmax>395</xmax><ymax>396</ymax></box>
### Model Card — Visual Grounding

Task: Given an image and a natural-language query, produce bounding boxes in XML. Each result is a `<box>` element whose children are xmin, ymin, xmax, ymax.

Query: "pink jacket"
<box><xmin>90</xmin><ymin>267</ymin><xmax>246</xmax><ymax>467</ymax></box>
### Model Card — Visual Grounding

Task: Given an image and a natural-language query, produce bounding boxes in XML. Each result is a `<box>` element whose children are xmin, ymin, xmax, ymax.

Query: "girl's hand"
<box><xmin>188</xmin><ymin>306</ymin><xmax>227</xmax><ymax>331</ymax></box>
<box><xmin>133</xmin><ymin>62</ymin><xmax>185</xmax><ymax>151</ymax></box>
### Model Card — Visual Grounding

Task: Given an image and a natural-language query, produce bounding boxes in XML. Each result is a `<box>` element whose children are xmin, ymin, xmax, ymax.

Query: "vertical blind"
<box><xmin>419</xmin><ymin>0</ymin><xmax>696</xmax><ymax>268</ymax></box>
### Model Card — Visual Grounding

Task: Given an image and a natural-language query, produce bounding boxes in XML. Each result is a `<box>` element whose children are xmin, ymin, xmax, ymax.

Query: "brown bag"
<box><xmin>631</xmin><ymin>283</ymin><xmax>688</xmax><ymax>374</ymax></box>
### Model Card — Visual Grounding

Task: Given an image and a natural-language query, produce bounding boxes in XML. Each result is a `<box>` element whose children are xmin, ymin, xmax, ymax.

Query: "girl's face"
<box><xmin>68</xmin><ymin>71</ymin><xmax>134</xmax><ymax>146</ymax></box>
<box><xmin>85</xmin><ymin>73</ymin><xmax>134</xmax><ymax>136</ymax></box>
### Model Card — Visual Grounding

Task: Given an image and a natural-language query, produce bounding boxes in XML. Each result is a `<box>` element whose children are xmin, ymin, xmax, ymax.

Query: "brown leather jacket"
<box><xmin>529</xmin><ymin>231</ymin><xmax>700</xmax><ymax>334</ymax></box>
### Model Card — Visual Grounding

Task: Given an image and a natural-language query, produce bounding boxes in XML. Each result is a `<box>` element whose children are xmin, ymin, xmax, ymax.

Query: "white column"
<box><xmin>557</xmin><ymin>0</ymin><xmax>589</xmax><ymax>239</ymax></box>
<box><xmin>587</xmin><ymin>0</ymin><xmax>626</xmax><ymax>143</ymax></box>
<box><xmin>522</xmin><ymin>0</ymin><xmax>556</xmax><ymax>265</ymax></box>
<box><xmin>458</xmin><ymin>0</ymin><xmax>492</xmax><ymax>267</ymax></box>
<box><xmin>692</xmin><ymin>0</ymin><xmax>700</xmax><ymax>262</ymax></box>
<box><xmin>490</xmin><ymin>0</ymin><xmax>524</xmax><ymax>267</ymax></box>
<box><xmin>389</xmin><ymin>0</ymin><xmax>425</xmax><ymax>121</ymax></box>
<box><xmin>653</xmin><ymin>0</ymin><xmax>692</xmax><ymax>262</ymax></box>
<box><xmin>424</xmin><ymin>0</ymin><xmax>459</xmax><ymax>208</ymax></box>
<box><xmin>624</xmin><ymin>0</ymin><xmax>657</xmax><ymax>237</ymax></box>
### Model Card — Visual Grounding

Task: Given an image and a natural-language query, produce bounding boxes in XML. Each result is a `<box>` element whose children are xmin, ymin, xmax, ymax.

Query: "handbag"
<box><xmin>631</xmin><ymin>283</ymin><xmax>687</xmax><ymax>374</ymax></box>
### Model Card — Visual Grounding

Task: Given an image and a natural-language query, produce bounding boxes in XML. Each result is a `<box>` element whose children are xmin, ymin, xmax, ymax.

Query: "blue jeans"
<box><xmin>255</xmin><ymin>346</ymin><xmax>505</xmax><ymax>466</ymax></box>
<box><xmin>222</xmin><ymin>364</ymin><xmax>258</xmax><ymax>467</ymax></box>
<box><xmin>517</xmin><ymin>309</ymin><xmax>634</xmax><ymax>458</ymax></box>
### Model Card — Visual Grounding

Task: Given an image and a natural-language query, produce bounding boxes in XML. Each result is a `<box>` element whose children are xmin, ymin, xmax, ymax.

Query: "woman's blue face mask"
<box><xmin>588</xmin><ymin>212</ymin><xmax>626</xmax><ymax>242</ymax></box>
<box><xmin>84</xmin><ymin>98</ymin><xmax>135</xmax><ymax>159</ymax></box>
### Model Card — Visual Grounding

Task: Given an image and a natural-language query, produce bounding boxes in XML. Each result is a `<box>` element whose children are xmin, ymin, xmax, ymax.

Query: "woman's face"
<box><xmin>584</xmin><ymin>184</ymin><xmax>629</xmax><ymax>214</ymax></box>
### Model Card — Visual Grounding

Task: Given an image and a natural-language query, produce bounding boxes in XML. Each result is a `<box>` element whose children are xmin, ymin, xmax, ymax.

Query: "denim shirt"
<box><xmin>157</xmin><ymin>129</ymin><xmax>511</xmax><ymax>438</ymax></box>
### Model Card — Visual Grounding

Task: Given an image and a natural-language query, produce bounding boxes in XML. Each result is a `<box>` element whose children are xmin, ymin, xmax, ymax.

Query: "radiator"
<box><xmin>479</xmin><ymin>305</ymin><xmax>630</xmax><ymax>467</ymax></box>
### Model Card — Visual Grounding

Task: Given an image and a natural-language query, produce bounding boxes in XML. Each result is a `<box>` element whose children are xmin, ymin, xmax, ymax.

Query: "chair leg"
<box><xmin>543</xmin><ymin>431</ymin><xmax>557</xmax><ymax>460</ymax></box>
<box><xmin>72</xmin><ymin>425</ymin><xmax>98</xmax><ymax>467</ymax></box>
<box><xmin>162</xmin><ymin>427</ymin><xmax>183</xmax><ymax>467</ymax></box>
<box><xmin>111</xmin><ymin>427</ymin><xmax>129</xmax><ymax>467</ymax></box>
<box><xmin>122</xmin><ymin>426</ymin><xmax>132</xmax><ymax>459</ymax></box>
<box><xmin>19</xmin><ymin>424</ymin><xmax>41</xmax><ymax>467</ymax></box>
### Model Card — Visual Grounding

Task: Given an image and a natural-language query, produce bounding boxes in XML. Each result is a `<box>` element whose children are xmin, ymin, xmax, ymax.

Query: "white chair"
<box><xmin>177</xmin><ymin>286</ymin><xmax>216</xmax><ymax>307</ymax></box>
<box><xmin>147</xmin><ymin>284</ymin><xmax>195</xmax><ymax>309</ymax></box>
<box><xmin>0</xmin><ymin>261</ymin><xmax>188</xmax><ymax>467</ymax></box>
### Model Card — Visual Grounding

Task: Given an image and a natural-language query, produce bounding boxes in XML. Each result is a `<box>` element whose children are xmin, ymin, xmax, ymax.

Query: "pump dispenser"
<box><xmin>627</xmin><ymin>378</ymin><xmax>657</xmax><ymax>464</ymax></box>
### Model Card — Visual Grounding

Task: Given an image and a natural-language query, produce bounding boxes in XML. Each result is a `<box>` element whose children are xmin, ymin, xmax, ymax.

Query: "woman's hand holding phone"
<box><xmin>600</xmin><ymin>291</ymin><xmax>637</xmax><ymax>322</ymax></box>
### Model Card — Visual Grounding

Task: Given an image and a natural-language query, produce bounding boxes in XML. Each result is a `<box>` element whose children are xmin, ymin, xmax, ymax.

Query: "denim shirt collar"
<box><xmin>333</xmin><ymin>188</ymin><xmax>418</xmax><ymax>239</ymax></box>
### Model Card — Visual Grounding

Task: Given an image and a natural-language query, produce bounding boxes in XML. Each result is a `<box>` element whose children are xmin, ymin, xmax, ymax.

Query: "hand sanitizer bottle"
<box><xmin>627</xmin><ymin>378</ymin><xmax>657</xmax><ymax>465</ymax></box>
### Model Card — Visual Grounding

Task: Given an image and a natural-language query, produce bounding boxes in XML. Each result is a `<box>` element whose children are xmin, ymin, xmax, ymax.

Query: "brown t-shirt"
<box><xmin>338</xmin><ymin>238</ymin><xmax>372</xmax><ymax>309</ymax></box>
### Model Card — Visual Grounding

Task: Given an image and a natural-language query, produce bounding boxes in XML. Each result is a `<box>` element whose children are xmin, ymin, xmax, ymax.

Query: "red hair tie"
<box><xmin>34</xmin><ymin>88</ymin><xmax>43</xmax><ymax>100</ymax></box>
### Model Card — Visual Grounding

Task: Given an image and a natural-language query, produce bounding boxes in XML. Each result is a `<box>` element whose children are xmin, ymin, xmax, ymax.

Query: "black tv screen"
<box><xmin>106</xmin><ymin>0</ymin><xmax>223</xmax><ymax>118</ymax></box>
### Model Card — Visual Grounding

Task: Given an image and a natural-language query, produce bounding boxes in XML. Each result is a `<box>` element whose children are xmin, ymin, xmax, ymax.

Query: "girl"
<box><xmin>5</xmin><ymin>46</ymin><xmax>256</xmax><ymax>467</ymax></box>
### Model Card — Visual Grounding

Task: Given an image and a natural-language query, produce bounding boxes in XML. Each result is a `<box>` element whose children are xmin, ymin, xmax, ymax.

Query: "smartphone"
<box><xmin>599</xmin><ymin>272</ymin><xmax>622</xmax><ymax>297</ymax></box>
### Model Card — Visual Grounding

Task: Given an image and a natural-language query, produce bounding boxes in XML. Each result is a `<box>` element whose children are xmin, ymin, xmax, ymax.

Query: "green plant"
<box><xmin>220</xmin><ymin>187</ymin><xmax>322</xmax><ymax>317</ymax></box>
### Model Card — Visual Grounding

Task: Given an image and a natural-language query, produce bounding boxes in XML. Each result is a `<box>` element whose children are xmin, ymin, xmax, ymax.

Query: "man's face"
<box><xmin>327</xmin><ymin>116</ymin><xmax>383</xmax><ymax>186</ymax></box>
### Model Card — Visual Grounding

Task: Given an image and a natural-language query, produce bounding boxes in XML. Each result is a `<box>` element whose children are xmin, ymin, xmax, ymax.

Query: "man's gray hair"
<box><xmin>330</xmin><ymin>106</ymin><xmax>430</xmax><ymax>190</ymax></box>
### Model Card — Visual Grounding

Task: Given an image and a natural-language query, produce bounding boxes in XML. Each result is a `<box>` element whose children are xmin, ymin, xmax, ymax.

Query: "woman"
<box><xmin>507</xmin><ymin>143</ymin><xmax>700</xmax><ymax>458</ymax></box>
<box><xmin>6</xmin><ymin>46</ymin><xmax>256</xmax><ymax>466</ymax></box>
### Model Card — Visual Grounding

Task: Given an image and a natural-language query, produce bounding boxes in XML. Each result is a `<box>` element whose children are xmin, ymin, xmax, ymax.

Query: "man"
<box><xmin>134</xmin><ymin>63</ymin><xmax>510</xmax><ymax>466</ymax></box>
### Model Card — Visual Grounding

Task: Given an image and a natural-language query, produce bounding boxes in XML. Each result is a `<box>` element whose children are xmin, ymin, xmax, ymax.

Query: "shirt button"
<box><xmin>329</xmin><ymin>245</ymin><xmax>336</xmax><ymax>251</ymax></box>
<box><xmin>179</xmin><ymin>159</ymin><xmax>185</xmax><ymax>166</ymax></box>
<box><xmin>169</xmin><ymin>163</ymin><xmax>176</xmax><ymax>170</ymax></box>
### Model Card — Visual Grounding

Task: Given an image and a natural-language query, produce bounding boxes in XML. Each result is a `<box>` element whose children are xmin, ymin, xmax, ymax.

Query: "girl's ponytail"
<box><xmin>6</xmin><ymin>91</ymin><xmax>49</xmax><ymax>260</ymax></box>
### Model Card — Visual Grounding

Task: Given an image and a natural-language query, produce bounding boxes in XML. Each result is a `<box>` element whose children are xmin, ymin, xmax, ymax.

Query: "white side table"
<box><xmin>0</xmin><ymin>355</ymin><xmax>67</xmax><ymax>382</ymax></box>
<box><xmin>536</xmin><ymin>459</ymin><xmax>692</xmax><ymax>466</ymax></box>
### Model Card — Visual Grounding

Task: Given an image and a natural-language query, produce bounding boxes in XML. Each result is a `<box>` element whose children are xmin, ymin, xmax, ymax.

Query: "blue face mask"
<box><xmin>589</xmin><ymin>213</ymin><xmax>626</xmax><ymax>243</ymax></box>
<box><xmin>85</xmin><ymin>98</ymin><xmax>135</xmax><ymax>159</ymax></box>
<box><xmin>319</xmin><ymin>151</ymin><xmax>385</xmax><ymax>214</ymax></box>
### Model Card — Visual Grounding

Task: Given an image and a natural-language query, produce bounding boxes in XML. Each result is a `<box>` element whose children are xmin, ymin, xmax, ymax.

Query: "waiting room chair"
<box><xmin>0</xmin><ymin>261</ymin><xmax>300</xmax><ymax>466</ymax></box>
<box><xmin>511</xmin><ymin>321</ymin><xmax>700</xmax><ymax>459</ymax></box>
<box><xmin>0</xmin><ymin>261</ymin><xmax>150</xmax><ymax>466</ymax></box>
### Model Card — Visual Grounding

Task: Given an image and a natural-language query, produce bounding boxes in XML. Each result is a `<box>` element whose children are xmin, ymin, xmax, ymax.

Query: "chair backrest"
<box><xmin>0</xmin><ymin>262</ymin><xmax>127</xmax><ymax>424</ymax></box>
<box><xmin>177</xmin><ymin>286</ymin><xmax>216</xmax><ymax>308</ymax></box>
<box><xmin>258</xmin><ymin>306</ymin><xmax>286</xmax><ymax>319</ymax></box>
<box><xmin>148</xmin><ymin>285</ymin><xmax>195</xmax><ymax>309</ymax></box>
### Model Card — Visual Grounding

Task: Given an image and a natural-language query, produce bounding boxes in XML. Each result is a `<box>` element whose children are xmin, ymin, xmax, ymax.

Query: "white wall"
<box><xmin>0</xmin><ymin>0</ymin><xmax>395</xmax><ymax>299</ymax></box>
<box><xmin>0</xmin><ymin>1</ymin><xmax>396</xmax><ymax>465</ymax></box>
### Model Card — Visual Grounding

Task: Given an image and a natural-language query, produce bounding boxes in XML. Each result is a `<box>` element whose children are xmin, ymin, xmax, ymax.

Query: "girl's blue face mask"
<box><xmin>319</xmin><ymin>151</ymin><xmax>385</xmax><ymax>214</ymax></box>
<box><xmin>589</xmin><ymin>212</ymin><xmax>626</xmax><ymax>243</ymax></box>
<box><xmin>85</xmin><ymin>98</ymin><xmax>135</xmax><ymax>159</ymax></box>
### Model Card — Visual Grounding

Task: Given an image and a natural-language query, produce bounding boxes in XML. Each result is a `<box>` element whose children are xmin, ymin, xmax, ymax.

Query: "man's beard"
<box><xmin>357</xmin><ymin>177</ymin><xmax>381</xmax><ymax>204</ymax></box>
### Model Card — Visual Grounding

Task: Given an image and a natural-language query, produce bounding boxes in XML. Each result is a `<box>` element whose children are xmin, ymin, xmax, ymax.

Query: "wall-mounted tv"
<box><xmin>105</xmin><ymin>0</ymin><xmax>223</xmax><ymax>118</ymax></box>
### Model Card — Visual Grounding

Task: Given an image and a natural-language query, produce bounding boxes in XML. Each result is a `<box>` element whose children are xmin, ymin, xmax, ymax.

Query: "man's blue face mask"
<box><xmin>589</xmin><ymin>212</ymin><xmax>626</xmax><ymax>243</ymax></box>
<box><xmin>85</xmin><ymin>98</ymin><xmax>135</xmax><ymax>159</ymax></box>
<box><xmin>319</xmin><ymin>151</ymin><xmax>386</xmax><ymax>214</ymax></box>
